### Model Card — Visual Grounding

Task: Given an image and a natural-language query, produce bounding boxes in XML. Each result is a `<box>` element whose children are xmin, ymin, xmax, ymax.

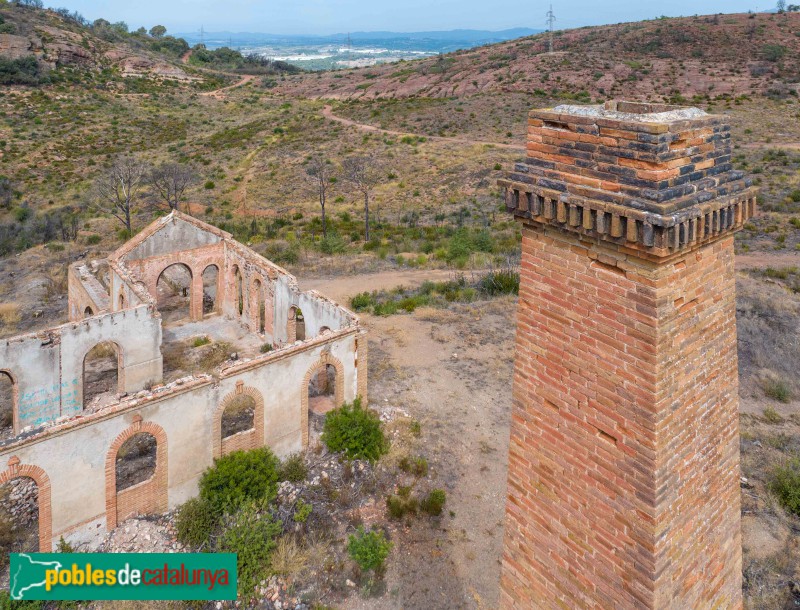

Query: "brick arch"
<box><xmin>212</xmin><ymin>381</ymin><xmax>265</xmax><ymax>458</ymax></box>
<box><xmin>301</xmin><ymin>353</ymin><xmax>345</xmax><ymax>448</ymax></box>
<box><xmin>250</xmin><ymin>277</ymin><xmax>266</xmax><ymax>333</ymax></box>
<box><xmin>104</xmin><ymin>419</ymin><xmax>168</xmax><ymax>530</ymax></box>
<box><xmin>155</xmin><ymin>262</ymin><xmax>195</xmax><ymax>320</ymax></box>
<box><xmin>0</xmin><ymin>457</ymin><xmax>52</xmax><ymax>551</ymax></box>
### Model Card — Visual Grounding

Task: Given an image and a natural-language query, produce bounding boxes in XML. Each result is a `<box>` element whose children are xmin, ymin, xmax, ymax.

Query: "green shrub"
<box><xmin>769</xmin><ymin>458</ymin><xmax>800</xmax><ymax>515</ymax></box>
<box><xmin>218</xmin><ymin>500</ymin><xmax>281</xmax><ymax>598</ymax></box>
<box><xmin>386</xmin><ymin>487</ymin><xmax>418</xmax><ymax>519</ymax></box>
<box><xmin>293</xmin><ymin>498</ymin><xmax>312</xmax><ymax>523</ymax></box>
<box><xmin>420</xmin><ymin>489</ymin><xmax>446</xmax><ymax>516</ymax></box>
<box><xmin>322</xmin><ymin>397</ymin><xmax>388</xmax><ymax>462</ymax></box>
<box><xmin>479</xmin><ymin>269</ymin><xmax>520</xmax><ymax>296</ymax></box>
<box><xmin>204</xmin><ymin>180</ymin><xmax>215</xmax><ymax>189</ymax></box>
<box><xmin>199</xmin><ymin>447</ymin><xmax>280</xmax><ymax>516</ymax></box>
<box><xmin>175</xmin><ymin>496</ymin><xmax>216</xmax><ymax>548</ymax></box>
<box><xmin>278</xmin><ymin>453</ymin><xmax>307</xmax><ymax>482</ymax></box>
<box><xmin>347</xmin><ymin>527</ymin><xmax>392</xmax><ymax>574</ymax></box>
<box><xmin>260</xmin><ymin>343</ymin><xmax>273</xmax><ymax>353</ymax></box>
<box><xmin>192</xmin><ymin>336</ymin><xmax>210</xmax><ymax>347</ymax></box>
<box><xmin>764</xmin><ymin>378</ymin><xmax>792</xmax><ymax>403</ymax></box>
<box><xmin>398</xmin><ymin>455</ymin><xmax>428</xmax><ymax>477</ymax></box>
<box><xmin>320</xmin><ymin>234</ymin><xmax>347</xmax><ymax>254</ymax></box>
<box><xmin>350</xmin><ymin>292</ymin><xmax>374</xmax><ymax>312</ymax></box>
<box><xmin>0</xmin><ymin>592</ymin><xmax>43</xmax><ymax>610</ymax></box>
<box><xmin>85</xmin><ymin>234</ymin><xmax>102</xmax><ymax>245</ymax></box>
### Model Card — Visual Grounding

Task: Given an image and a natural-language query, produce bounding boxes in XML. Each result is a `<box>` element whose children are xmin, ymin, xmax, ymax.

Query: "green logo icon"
<box><xmin>10</xmin><ymin>553</ymin><xmax>237</xmax><ymax>601</ymax></box>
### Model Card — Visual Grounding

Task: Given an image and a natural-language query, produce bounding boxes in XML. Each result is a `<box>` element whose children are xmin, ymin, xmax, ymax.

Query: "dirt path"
<box><xmin>736</xmin><ymin>251</ymin><xmax>800</xmax><ymax>270</ymax></box>
<box><xmin>322</xmin><ymin>105</ymin><xmax>525</xmax><ymax>151</ymax></box>
<box><xmin>180</xmin><ymin>49</ymin><xmax>192</xmax><ymax>64</ymax></box>
<box><xmin>743</xmin><ymin>142</ymin><xmax>800</xmax><ymax>150</ymax></box>
<box><xmin>303</xmin><ymin>270</ymin><xmax>514</xmax><ymax>609</ymax></box>
<box><xmin>202</xmin><ymin>74</ymin><xmax>257</xmax><ymax>98</ymax></box>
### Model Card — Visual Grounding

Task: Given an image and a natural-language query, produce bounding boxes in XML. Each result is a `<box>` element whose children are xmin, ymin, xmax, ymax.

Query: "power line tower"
<box><xmin>546</xmin><ymin>4</ymin><xmax>556</xmax><ymax>53</ymax></box>
<box><xmin>200</xmin><ymin>25</ymin><xmax>205</xmax><ymax>47</ymax></box>
<box><xmin>346</xmin><ymin>33</ymin><xmax>352</xmax><ymax>52</ymax></box>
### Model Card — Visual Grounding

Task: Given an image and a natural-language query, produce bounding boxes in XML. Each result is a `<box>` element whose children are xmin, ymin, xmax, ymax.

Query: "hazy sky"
<box><xmin>61</xmin><ymin>0</ymin><xmax>769</xmax><ymax>35</ymax></box>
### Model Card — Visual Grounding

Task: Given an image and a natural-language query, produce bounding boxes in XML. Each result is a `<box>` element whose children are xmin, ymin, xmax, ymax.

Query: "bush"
<box><xmin>85</xmin><ymin>234</ymin><xmax>102</xmax><ymax>245</ymax></box>
<box><xmin>386</xmin><ymin>486</ymin><xmax>418</xmax><ymax>519</ymax></box>
<box><xmin>322</xmin><ymin>397</ymin><xmax>388</xmax><ymax>462</ymax></box>
<box><xmin>204</xmin><ymin>180</ymin><xmax>215</xmax><ymax>189</ymax></box>
<box><xmin>347</xmin><ymin>527</ymin><xmax>392</xmax><ymax>574</ymax></box>
<box><xmin>199</xmin><ymin>447</ymin><xmax>280</xmax><ymax>516</ymax></box>
<box><xmin>175</xmin><ymin>496</ymin><xmax>216</xmax><ymax>547</ymax></box>
<box><xmin>398</xmin><ymin>455</ymin><xmax>428</xmax><ymax>477</ymax></box>
<box><xmin>278</xmin><ymin>453</ymin><xmax>307</xmax><ymax>482</ymax></box>
<box><xmin>479</xmin><ymin>269</ymin><xmax>520</xmax><ymax>296</ymax></box>
<box><xmin>764</xmin><ymin>378</ymin><xmax>792</xmax><ymax>403</ymax></box>
<box><xmin>293</xmin><ymin>498</ymin><xmax>312</xmax><ymax>523</ymax></box>
<box><xmin>350</xmin><ymin>292</ymin><xmax>374</xmax><ymax>312</ymax></box>
<box><xmin>260</xmin><ymin>342</ymin><xmax>273</xmax><ymax>353</ymax></box>
<box><xmin>420</xmin><ymin>489</ymin><xmax>446</xmax><ymax>516</ymax></box>
<box><xmin>764</xmin><ymin>406</ymin><xmax>785</xmax><ymax>424</ymax></box>
<box><xmin>770</xmin><ymin>458</ymin><xmax>800</xmax><ymax>516</ymax></box>
<box><xmin>218</xmin><ymin>500</ymin><xmax>281</xmax><ymax>598</ymax></box>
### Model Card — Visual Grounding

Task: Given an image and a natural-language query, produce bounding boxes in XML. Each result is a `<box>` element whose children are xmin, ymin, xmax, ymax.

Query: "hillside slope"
<box><xmin>0</xmin><ymin>4</ymin><xmax>193</xmax><ymax>81</ymax></box>
<box><xmin>274</xmin><ymin>12</ymin><xmax>800</xmax><ymax>101</ymax></box>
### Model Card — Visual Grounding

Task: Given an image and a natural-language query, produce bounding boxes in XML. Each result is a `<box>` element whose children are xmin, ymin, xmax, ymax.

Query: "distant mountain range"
<box><xmin>177</xmin><ymin>28</ymin><xmax>542</xmax><ymax>52</ymax></box>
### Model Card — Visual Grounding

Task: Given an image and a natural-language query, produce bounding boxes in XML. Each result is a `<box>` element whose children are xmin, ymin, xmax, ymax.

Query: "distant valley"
<box><xmin>177</xmin><ymin>28</ymin><xmax>542</xmax><ymax>70</ymax></box>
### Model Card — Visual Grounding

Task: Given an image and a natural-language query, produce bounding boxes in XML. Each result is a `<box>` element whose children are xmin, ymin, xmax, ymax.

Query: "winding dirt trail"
<box><xmin>322</xmin><ymin>105</ymin><xmax>525</xmax><ymax>151</ymax></box>
<box><xmin>201</xmin><ymin>74</ymin><xmax>257</xmax><ymax>98</ymax></box>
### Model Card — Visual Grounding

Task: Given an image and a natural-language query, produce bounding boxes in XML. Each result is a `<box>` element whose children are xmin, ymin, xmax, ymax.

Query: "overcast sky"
<box><xmin>60</xmin><ymin>0</ymin><xmax>769</xmax><ymax>35</ymax></box>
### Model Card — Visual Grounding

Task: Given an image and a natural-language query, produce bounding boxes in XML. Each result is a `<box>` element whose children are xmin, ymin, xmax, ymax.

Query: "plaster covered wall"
<box><xmin>0</xmin><ymin>306</ymin><xmax>163</xmax><ymax>431</ymax></box>
<box><xmin>0</xmin><ymin>330</ymin><xmax>359</xmax><ymax>549</ymax></box>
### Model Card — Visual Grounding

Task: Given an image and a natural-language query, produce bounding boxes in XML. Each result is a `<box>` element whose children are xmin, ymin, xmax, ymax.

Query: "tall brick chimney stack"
<box><xmin>499</xmin><ymin>101</ymin><xmax>757</xmax><ymax>609</ymax></box>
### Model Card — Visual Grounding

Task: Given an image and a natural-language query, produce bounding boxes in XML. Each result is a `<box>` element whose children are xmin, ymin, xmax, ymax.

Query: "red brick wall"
<box><xmin>500</xmin><ymin>225</ymin><xmax>742</xmax><ymax>608</ymax></box>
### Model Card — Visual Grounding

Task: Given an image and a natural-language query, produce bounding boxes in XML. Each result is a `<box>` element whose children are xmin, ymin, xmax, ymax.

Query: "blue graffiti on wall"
<box><xmin>17</xmin><ymin>378</ymin><xmax>79</xmax><ymax>427</ymax></box>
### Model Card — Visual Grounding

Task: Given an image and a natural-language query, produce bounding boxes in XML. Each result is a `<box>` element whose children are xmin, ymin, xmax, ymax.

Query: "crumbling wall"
<box><xmin>67</xmin><ymin>265</ymin><xmax>109</xmax><ymax>321</ymax></box>
<box><xmin>0</xmin><ymin>329</ymin><xmax>360</xmax><ymax>549</ymax></box>
<box><xmin>0</xmin><ymin>306</ymin><xmax>163</xmax><ymax>431</ymax></box>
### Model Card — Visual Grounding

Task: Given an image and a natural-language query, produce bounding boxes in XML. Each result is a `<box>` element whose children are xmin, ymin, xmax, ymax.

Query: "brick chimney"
<box><xmin>499</xmin><ymin>101</ymin><xmax>756</xmax><ymax>608</ymax></box>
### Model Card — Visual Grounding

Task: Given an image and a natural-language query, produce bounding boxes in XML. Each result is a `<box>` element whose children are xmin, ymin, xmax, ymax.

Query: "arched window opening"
<box><xmin>221</xmin><ymin>394</ymin><xmax>256</xmax><ymax>439</ymax></box>
<box><xmin>115</xmin><ymin>432</ymin><xmax>157</xmax><ymax>492</ymax></box>
<box><xmin>234</xmin><ymin>267</ymin><xmax>244</xmax><ymax>316</ymax></box>
<box><xmin>83</xmin><ymin>342</ymin><xmax>120</xmax><ymax>409</ymax></box>
<box><xmin>307</xmin><ymin>364</ymin><xmax>336</xmax><ymax>441</ymax></box>
<box><xmin>0</xmin><ymin>476</ymin><xmax>40</xmax><ymax>559</ymax></box>
<box><xmin>118</xmin><ymin>293</ymin><xmax>126</xmax><ymax>310</ymax></box>
<box><xmin>156</xmin><ymin>263</ymin><xmax>193</xmax><ymax>324</ymax></box>
<box><xmin>319</xmin><ymin>326</ymin><xmax>331</xmax><ymax>335</ymax></box>
<box><xmin>202</xmin><ymin>265</ymin><xmax>219</xmax><ymax>316</ymax></box>
<box><xmin>0</xmin><ymin>371</ymin><xmax>14</xmax><ymax>438</ymax></box>
<box><xmin>83</xmin><ymin>306</ymin><xmax>94</xmax><ymax>318</ymax></box>
<box><xmin>289</xmin><ymin>307</ymin><xmax>305</xmax><ymax>342</ymax></box>
<box><xmin>253</xmin><ymin>279</ymin><xmax>265</xmax><ymax>334</ymax></box>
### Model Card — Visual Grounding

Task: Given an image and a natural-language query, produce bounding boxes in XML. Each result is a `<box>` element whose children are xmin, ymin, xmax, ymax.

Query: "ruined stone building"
<box><xmin>499</xmin><ymin>101</ymin><xmax>756</xmax><ymax>608</ymax></box>
<box><xmin>0</xmin><ymin>211</ymin><xmax>366</xmax><ymax>551</ymax></box>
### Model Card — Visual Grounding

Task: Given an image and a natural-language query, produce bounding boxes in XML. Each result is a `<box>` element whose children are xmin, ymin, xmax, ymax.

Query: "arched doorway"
<box><xmin>253</xmin><ymin>279</ymin><xmax>265</xmax><ymax>334</ymax></box>
<box><xmin>83</xmin><ymin>342</ymin><xmax>121</xmax><ymax>409</ymax></box>
<box><xmin>0</xmin><ymin>371</ymin><xmax>15</xmax><ymax>437</ymax></box>
<box><xmin>156</xmin><ymin>263</ymin><xmax>193</xmax><ymax>324</ymax></box>
<box><xmin>303</xmin><ymin>358</ymin><xmax>342</xmax><ymax>447</ymax></box>
<box><xmin>83</xmin><ymin>306</ymin><xmax>94</xmax><ymax>318</ymax></box>
<box><xmin>118</xmin><ymin>293</ymin><xmax>125</xmax><ymax>310</ymax></box>
<box><xmin>288</xmin><ymin>306</ymin><xmax>305</xmax><ymax>342</ymax></box>
<box><xmin>202</xmin><ymin>265</ymin><xmax>220</xmax><ymax>316</ymax></box>
<box><xmin>0</xmin><ymin>460</ymin><xmax>52</xmax><ymax>553</ymax></box>
<box><xmin>0</xmin><ymin>476</ymin><xmax>40</xmax><ymax>563</ymax></box>
<box><xmin>106</xmin><ymin>422</ymin><xmax>168</xmax><ymax>529</ymax></box>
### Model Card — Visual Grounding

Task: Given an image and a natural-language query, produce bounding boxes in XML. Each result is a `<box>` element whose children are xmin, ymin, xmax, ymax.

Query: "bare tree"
<box><xmin>149</xmin><ymin>163</ymin><xmax>197</xmax><ymax>212</ymax></box>
<box><xmin>305</xmin><ymin>156</ymin><xmax>333</xmax><ymax>238</ymax></box>
<box><xmin>0</xmin><ymin>177</ymin><xmax>13</xmax><ymax>209</ymax></box>
<box><xmin>93</xmin><ymin>156</ymin><xmax>149</xmax><ymax>233</ymax></box>
<box><xmin>343</xmin><ymin>155</ymin><xmax>382</xmax><ymax>241</ymax></box>
<box><xmin>778</xmin><ymin>0</ymin><xmax>787</xmax><ymax>12</ymax></box>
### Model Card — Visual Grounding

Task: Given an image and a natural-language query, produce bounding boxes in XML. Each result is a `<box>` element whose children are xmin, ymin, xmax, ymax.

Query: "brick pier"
<box><xmin>499</xmin><ymin>101</ymin><xmax>756</xmax><ymax>609</ymax></box>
